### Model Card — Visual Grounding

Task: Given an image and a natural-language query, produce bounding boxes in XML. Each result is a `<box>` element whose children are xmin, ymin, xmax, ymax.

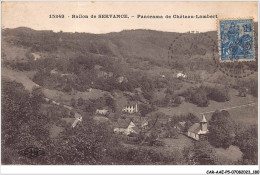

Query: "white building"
<box><xmin>122</xmin><ymin>103</ymin><xmax>138</xmax><ymax>114</ymax></box>
<box><xmin>187</xmin><ymin>114</ymin><xmax>208</xmax><ymax>140</ymax></box>
<box><xmin>177</xmin><ymin>73</ymin><xmax>187</xmax><ymax>79</ymax></box>
<box><xmin>114</xmin><ymin>121</ymin><xmax>138</xmax><ymax>136</ymax></box>
<box><xmin>96</xmin><ymin>109</ymin><xmax>109</xmax><ymax>115</ymax></box>
<box><xmin>72</xmin><ymin>113</ymin><xmax>83</xmax><ymax>128</ymax></box>
<box><xmin>117</xmin><ymin>76</ymin><xmax>128</xmax><ymax>83</ymax></box>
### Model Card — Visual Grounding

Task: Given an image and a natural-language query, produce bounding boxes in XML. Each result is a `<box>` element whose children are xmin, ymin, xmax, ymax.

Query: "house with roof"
<box><xmin>177</xmin><ymin>72</ymin><xmax>187</xmax><ymax>79</ymax></box>
<box><xmin>122</xmin><ymin>103</ymin><xmax>138</xmax><ymax>114</ymax></box>
<box><xmin>187</xmin><ymin>114</ymin><xmax>208</xmax><ymax>140</ymax></box>
<box><xmin>114</xmin><ymin>119</ymin><xmax>139</xmax><ymax>136</ymax></box>
<box><xmin>94</xmin><ymin>65</ymin><xmax>113</xmax><ymax>79</ymax></box>
<box><xmin>117</xmin><ymin>76</ymin><xmax>128</xmax><ymax>83</ymax></box>
<box><xmin>96</xmin><ymin>109</ymin><xmax>109</xmax><ymax>115</ymax></box>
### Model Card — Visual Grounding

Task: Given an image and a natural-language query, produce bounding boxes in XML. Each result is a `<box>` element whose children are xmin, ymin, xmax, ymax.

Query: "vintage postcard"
<box><xmin>1</xmin><ymin>1</ymin><xmax>259</xmax><ymax>174</ymax></box>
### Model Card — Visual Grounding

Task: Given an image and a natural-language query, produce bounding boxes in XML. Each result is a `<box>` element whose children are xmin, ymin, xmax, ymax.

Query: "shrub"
<box><xmin>206</xmin><ymin>86</ymin><xmax>230</xmax><ymax>102</ymax></box>
<box><xmin>139</xmin><ymin>104</ymin><xmax>154</xmax><ymax>117</ymax></box>
<box><xmin>190</xmin><ymin>88</ymin><xmax>209</xmax><ymax>107</ymax></box>
<box><xmin>174</xmin><ymin>96</ymin><xmax>182</xmax><ymax>105</ymax></box>
<box><xmin>77</xmin><ymin>98</ymin><xmax>84</xmax><ymax>106</ymax></box>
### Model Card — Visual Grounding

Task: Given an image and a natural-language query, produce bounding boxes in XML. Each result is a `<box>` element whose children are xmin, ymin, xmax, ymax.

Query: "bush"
<box><xmin>77</xmin><ymin>98</ymin><xmax>84</xmax><ymax>106</ymax></box>
<box><xmin>174</xmin><ymin>96</ymin><xmax>183</xmax><ymax>105</ymax></box>
<box><xmin>139</xmin><ymin>104</ymin><xmax>154</xmax><ymax>117</ymax></box>
<box><xmin>190</xmin><ymin>88</ymin><xmax>209</xmax><ymax>107</ymax></box>
<box><xmin>206</xmin><ymin>86</ymin><xmax>230</xmax><ymax>102</ymax></box>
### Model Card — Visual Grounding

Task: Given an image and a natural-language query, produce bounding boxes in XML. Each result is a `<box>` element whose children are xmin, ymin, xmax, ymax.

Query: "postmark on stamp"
<box><xmin>218</xmin><ymin>18</ymin><xmax>255</xmax><ymax>62</ymax></box>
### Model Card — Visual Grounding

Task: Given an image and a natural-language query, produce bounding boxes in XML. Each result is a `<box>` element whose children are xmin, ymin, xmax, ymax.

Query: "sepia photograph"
<box><xmin>1</xmin><ymin>1</ymin><xmax>259</xmax><ymax>173</ymax></box>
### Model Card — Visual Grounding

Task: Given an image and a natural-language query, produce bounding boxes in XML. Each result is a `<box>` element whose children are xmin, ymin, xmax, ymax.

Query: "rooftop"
<box><xmin>201</xmin><ymin>114</ymin><xmax>207</xmax><ymax>123</ymax></box>
<box><xmin>188</xmin><ymin>123</ymin><xmax>201</xmax><ymax>134</ymax></box>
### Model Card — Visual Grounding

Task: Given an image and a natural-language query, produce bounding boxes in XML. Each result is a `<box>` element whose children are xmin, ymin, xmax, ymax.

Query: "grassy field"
<box><xmin>43</xmin><ymin>88</ymin><xmax>106</xmax><ymax>105</ymax></box>
<box><xmin>122</xmin><ymin>134</ymin><xmax>194</xmax><ymax>155</ymax></box>
<box><xmin>2</xmin><ymin>67</ymin><xmax>39</xmax><ymax>92</ymax></box>
<box><xmin>162</xmin><ymin>134</ymin><xmax>194</xmax><ymax>152</ymax></box>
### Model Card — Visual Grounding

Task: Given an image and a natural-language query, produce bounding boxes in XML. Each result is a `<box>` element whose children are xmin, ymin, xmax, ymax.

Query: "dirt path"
<box><xmin>44</xmin><ymin>97</ymin><xmax>83</xmax><ymax>120</ymax></box>
<box><xmin>200</xmin><ymin>102</ymin><xmax>256</xmax><ymax>114</ymax></box>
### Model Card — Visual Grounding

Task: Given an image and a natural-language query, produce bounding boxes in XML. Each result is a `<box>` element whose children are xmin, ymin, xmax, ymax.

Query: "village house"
<box><xmin>114</xmin><ymin>121</ymin><xmax>138</xmax><ymax>136</ymax></box>
<box><xmin>122</xmin><ymin>103</ymin><xmax>138</xmax><ymax>114</ymax></box>
<box><xmin>117</xmin><ymin>76</ymin><xmax>128</xmax><ymax>83</ymax></box>
<box><xmin>95</xmin><ymin>109</ymin><xmax>109</xmax><ymax>115</ymax></box>
<box><xmin>97</xmin><ymin>71</ymin><xmax>113</xmax><ymax>79</ymax></box>
<box><xmin>114</xmin><ymin>118</ymin><xmax>139</xmax><ymax>136</ymax></box>
<box><xmin>32</xmin><ymin>53</ymin><xmax>41</xmax><ymax>61</ymax></box>
<box><xmin>94</xmin><ymin>65</ymin><xmax>113</xmax><ymax>79</ymax></box>
<box><xmin>177</xmin><ymin>72</ymin><xmax>187</xmax><ymax>79</ymax></box>
<box><xmin>187</xmin><ymin>114</ymin><xmax>208</xmax><ymax>140</ymax></box>
<box><xmin>113</xmin><ymin>116</ymin><xmax>150</xmax><ymax>136</ymax></box>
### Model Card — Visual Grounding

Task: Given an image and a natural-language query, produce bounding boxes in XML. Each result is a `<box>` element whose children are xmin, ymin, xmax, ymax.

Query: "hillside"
<box><xmin>1</xmin><ymin>26</ymin><xmax>258</xmax><ymax>165</ymax></box>
<box><xmin>2</xmin><ymin>27</ymin><xmax>217</xmax><ymax>63</ymax></box>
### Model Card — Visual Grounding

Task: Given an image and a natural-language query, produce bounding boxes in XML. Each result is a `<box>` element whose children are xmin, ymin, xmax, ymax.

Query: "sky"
<box><xmin>1</xmin><ymin>1</ymin><xmax>258</xmax><ymax>34</ymax></box>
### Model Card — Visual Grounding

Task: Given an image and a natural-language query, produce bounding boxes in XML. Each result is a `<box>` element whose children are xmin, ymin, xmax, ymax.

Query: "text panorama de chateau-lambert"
<box><xmin>71</xmin><ymin>14</ymin><xmax>218</xmax><ymax>19</ymax></box>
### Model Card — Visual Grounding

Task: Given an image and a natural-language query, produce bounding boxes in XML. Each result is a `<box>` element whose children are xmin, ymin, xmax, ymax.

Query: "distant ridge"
<box><xmin>2</xmin><ymin>23</ymin><xmax>257</xmax><ymax>63</ymax></box>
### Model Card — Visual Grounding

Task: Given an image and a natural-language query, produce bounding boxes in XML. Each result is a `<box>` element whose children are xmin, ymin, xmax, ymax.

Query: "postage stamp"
<box><xmin>218</xmin><ymin>18</ymin><xmax>255</xmax><ymax>62</ymax></box>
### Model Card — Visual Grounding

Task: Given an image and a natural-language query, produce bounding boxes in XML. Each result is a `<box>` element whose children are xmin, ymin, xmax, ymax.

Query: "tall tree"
<box><xmin>192</xmin><ymin>140</ymin><xmax>219</xmax><ymax>165</ymax></box>
<box><xmin>208</xmin><ymin>110</ymin><xmax>235</xmax><ymax>148</ymax></box>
